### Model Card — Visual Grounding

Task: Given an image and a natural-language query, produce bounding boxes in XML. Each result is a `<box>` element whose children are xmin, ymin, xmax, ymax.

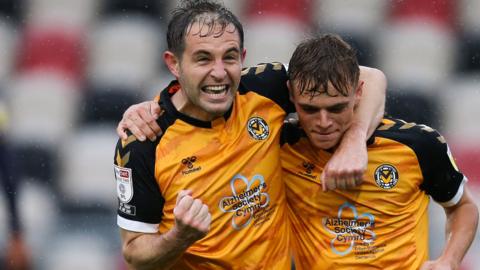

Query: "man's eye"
<box><xmin>302</xmin><ymin>107</ymin><xmax>317</xmax><ymax>113</ymax></box>
<box><xmin>329</xmin><ymin>106</ymin><xmax>346</xmax><ymax>113</ymax></box>
<box><xmin>224</xmin><ymin>55</ymin><xmax>238</xmax><ymax>61</ymax></box>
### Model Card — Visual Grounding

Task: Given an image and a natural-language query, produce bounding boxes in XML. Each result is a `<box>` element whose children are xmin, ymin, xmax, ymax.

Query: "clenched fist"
<box><xmin>171</xmin><ymin>190</ymin><xmax>212</xmax><ymax>247</ymax></box>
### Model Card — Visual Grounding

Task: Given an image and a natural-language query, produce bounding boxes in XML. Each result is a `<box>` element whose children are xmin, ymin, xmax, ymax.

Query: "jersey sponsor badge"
<box><xmin>115</xmin><ymin>165</ymin><xmax>133</xmax><ymax>203</ymax></box>
<box><xmin>247</xmin><ymin>116</ymin><xmax>269</xmax><ymax>140</ymax></box>
<box><xmin>374</xmin><ymin>164</ymin><xmax>399</xmax><ymax>189</ymax></box>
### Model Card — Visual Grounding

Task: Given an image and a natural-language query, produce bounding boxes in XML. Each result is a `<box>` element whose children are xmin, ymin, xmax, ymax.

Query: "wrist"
<box><xmin>164</xmin><ymin>226</ymin><xmax>195</xmax><ymax>250</ymax></box>
<box><xmin>345</xmin><ymin>122</ymin><xmax>368</xmax><ymax>142</ymax></box>
<box><xmin>437</xmin><ymin>256</ymin><xmax>459</xmax><ymax>270</ymax></box>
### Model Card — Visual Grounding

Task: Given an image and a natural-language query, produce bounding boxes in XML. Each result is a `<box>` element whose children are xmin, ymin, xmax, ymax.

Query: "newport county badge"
<box><xmin>247</xmin><ymin>116</ymin><xmax>269</xmax><ymax>140</ymax></box>
<box><xmin>115</xmin><ymin>165</ymin><xmax>133</xmax><ymax>203</ymax></box>
<box><xmin>374</xmin><ymin>164</ymin><xmax>399</xmax><ymax>189</ymax></box>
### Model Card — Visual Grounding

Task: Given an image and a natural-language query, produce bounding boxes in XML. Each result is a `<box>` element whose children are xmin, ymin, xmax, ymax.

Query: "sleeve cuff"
<box><xmin>117</xmin><ymin>215</ymin><xmax>159</xmax><ymax>233</ymax></box>
<box><xmin>437</xmin><ymin>176</ymin><xmax>467</xmax><ymax>208</ymax></box>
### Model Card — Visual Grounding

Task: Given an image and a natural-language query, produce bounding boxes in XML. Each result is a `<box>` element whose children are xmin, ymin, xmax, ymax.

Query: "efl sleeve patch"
<box><xmin>115</xmin><ymin>165</ymin><xmax>133</xmax><ymax>203</ymax></box>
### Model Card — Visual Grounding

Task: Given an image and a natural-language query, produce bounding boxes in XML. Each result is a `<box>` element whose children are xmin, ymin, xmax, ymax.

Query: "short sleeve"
<box><xmin>416</xmin><ymin>126</ymin><xmax>466</xmax><ymax>206</ymax></box>
<box><xmin>114</xmin><ymin>135</ymin><xmax>165</xmax><ymax>233</ymax></box>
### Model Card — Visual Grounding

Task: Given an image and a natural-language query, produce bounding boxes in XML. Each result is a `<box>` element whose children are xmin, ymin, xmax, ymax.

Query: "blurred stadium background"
<box><xmin>0</xmin><ymin>0</ymin><xmax>479</xmax><ymax>269</ymax></box>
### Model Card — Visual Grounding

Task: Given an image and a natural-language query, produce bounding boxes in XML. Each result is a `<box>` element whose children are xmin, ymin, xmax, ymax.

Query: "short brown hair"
<box><xmin>288</xmin><ymin>34</ymin><xmax>359</xmax><ymax>97</ymax></box>
<box><xmin>167</xmin><ymin>0</ymin><xmax>244</xmax><ymax>57</ymax></box>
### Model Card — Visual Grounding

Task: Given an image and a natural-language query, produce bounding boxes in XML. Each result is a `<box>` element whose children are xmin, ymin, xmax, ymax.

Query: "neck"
<box><xmin>171</xmin><ymin>88</ymin><xmax>218</xmax><ymax>122</ymax></box>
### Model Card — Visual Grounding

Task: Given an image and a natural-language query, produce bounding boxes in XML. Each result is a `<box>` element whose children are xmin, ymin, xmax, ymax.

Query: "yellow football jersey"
<box><xmin>115</xmin><ymin>63</ymin><xmax>293</xmax><ymax>269</ymax></box>
<box><xmin>281</xmin><ymin>118</ymin><xmax>466</xmax><ymax>270</ymax></box>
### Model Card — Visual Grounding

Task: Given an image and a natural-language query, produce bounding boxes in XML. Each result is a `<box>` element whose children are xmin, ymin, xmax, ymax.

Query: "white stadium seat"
<box><xmin>314</xmin><ymin>0</ymin><xmax>387</xmax><ymax>36</ymax></box>
<box><xmin>59</xmin><ymin>125</ymin><xmax>118</xmax><ymax>209</ymax></box>
<box><xmin>6</xmin><ymin>71</ymin><xmax>80</xmax><ymax>146</ymax></box>
<box><xmin>377</xmin><ymin>19</ymin><xmax>457</xmax><ymax>92</ymax></box>
<box><xmin>25</xmin><ymin>0</ymin><xmax>100</xmax><ymax>29</ymax></box>
<box><xmin>243</xmin><ymin>16</ymin><xmax>307</xmax><ymax>67</ymax></box>
<box><xmin>88</xmin><ymin>15</ymin><xmax>162</xmax><ymax>91</ymax></box>
<box><xmin>42</xmin><ymin>233</ymin><xmax>116</xmax><ymax>270</ymax></box>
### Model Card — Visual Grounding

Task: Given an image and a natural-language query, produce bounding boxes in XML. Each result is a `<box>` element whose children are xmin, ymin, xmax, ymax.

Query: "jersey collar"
<box><xmin>160</xmin><ymin>80</ymin><xmax>234</xmax><ymax>128</ymax></box>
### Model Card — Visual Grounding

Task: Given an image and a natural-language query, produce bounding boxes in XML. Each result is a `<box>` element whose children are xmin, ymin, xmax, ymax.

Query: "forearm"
<box><xmin>350</xmin><ymin>66</ymin><xmax>386</xmax><ymax>139</ymax></box>
<box><xmin>440</xmin><ymin>201</ymin><xmax>479</xmax><ymax>269</ymax></box>
<box><xmin>121</xmin><ymin>228</ymin><xmax>190</xmax><ymax>270</ymax></box>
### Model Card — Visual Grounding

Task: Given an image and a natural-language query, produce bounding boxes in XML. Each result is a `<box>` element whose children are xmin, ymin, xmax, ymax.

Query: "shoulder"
<box><xmin>373</xmin><ymin>118</ymin><xmax>447</xmax><ymax>156</ymax></box>
<box><xmin>239</xmin><ymin>62</ymin><xmax>293</xmax><ymax>113</ymax></box>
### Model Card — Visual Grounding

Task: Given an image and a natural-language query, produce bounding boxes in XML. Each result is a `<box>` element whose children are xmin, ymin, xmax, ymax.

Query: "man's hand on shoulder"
<box><xmin>117</xmin><ymin>101</ymin><xmax>162</xmax><ymax>142</ymax></box>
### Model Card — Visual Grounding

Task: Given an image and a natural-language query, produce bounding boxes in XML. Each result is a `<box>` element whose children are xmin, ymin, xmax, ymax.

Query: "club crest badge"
<box><xmin>247</xmin><ymin>117</ymin><xmax>269</xmax><ymax>141</ymax></box>
<box><xmin>374</xmin><ymin>164</ymin><xmax>399</xmax><ymax>189</ymax></box>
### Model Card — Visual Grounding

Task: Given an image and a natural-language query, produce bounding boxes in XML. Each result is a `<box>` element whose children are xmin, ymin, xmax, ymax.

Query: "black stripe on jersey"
<box><xmin>113</xmin><ymin>102</ymin><xmax>175</xmax><ymax>224</ymax></box>
<box><xmin>373</xmin><ymin>118</ymin><xmax>464</xmax><ymax>203</ymax></box>
<box><xmin>239</xmin><ymin>62</ymin><xmax>295</xmax><ymax>114</ymax></box>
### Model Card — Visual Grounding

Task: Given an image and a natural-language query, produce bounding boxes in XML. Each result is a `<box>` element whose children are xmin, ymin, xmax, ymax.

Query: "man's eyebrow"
<box><xmin>192</xmin><ymin>50</ymin><xmax>211</xmax><ymax>56</ymax></box>
<box><xmin>326</xmin><ymin>102</ymin><xmax>349</xmax><ymax>109</ymax></box>
<box><xmin>225</xmin><ymin>47</ymin><xmax>240</xmax><ymax>54</ymax></box>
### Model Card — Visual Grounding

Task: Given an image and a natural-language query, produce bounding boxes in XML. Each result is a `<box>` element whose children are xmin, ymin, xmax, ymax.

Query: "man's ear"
<box><xmin>354</xmin><ymin>80</ymin><xmax>364</xmax><ymax>105</ymax></box>
<box><xmin>287</xmin><ymin>80</ymin><xmax>295</xmax><ymax>103</ymax></box>
<box><xmin>241</xmin><ymin>48</ymin><xmax>246</xmax><ymax>63</ymax></box>
<box><xmin>164</xmin><ymin>51</ymin><xmax>180</xmax><ymax>78</ymax></box>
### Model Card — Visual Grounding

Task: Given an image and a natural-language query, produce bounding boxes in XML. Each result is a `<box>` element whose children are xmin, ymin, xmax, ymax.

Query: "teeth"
<box><xmin>203</xmin><ymin>85</ymin><xmax>227</xmax><ymax>94</ymax></box>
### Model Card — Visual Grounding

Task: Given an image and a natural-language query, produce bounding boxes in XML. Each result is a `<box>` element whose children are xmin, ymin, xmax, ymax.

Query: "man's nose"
<box><xmin>317</xmin><ymin>110</ymin><xmax>332</xmax><ymax>129</ymax></box>
<box><xmin>210</xmin><ymin>60</ymin><xmax>227</xmax><ymax>80</ymax></box>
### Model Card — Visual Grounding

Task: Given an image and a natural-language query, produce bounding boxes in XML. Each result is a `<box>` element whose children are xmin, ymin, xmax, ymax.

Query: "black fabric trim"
<box><xmin>373</xmin><ymin>118</ymin><xmax>464</xmax><ymax>203</ymax></box>
<box><xmin>239</xmin><ymin>62</ymin><xmax>295</xmax><ymax>114</ymax></box>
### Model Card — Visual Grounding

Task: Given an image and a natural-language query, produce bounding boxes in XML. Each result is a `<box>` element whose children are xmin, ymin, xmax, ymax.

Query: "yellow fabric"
<box><xmin>282</xmin><ymin>120</ymin><xmax>430</xmax><ymax>270</ymax></box>
<box><xmin>155</xmin><ymin>91</ymin><xmax>291</xmax><ymax>269</ymax></box>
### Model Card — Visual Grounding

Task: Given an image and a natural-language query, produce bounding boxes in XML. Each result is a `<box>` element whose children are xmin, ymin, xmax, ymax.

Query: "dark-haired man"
<box><xmin>114</xmin><ymin>1</ymin><xmax>386</xmax><ymax>269</ymax></box>
<box><xmin>283</xmin><ymin>34</ymin><xmax>478</xmax><ymax>270</ymax></box>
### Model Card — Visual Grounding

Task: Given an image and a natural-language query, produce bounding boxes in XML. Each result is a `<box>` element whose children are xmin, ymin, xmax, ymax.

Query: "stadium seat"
<box><xmin>15</xmin><ymin>180</ymin><xmax>59</xmax><ymax>259</ymax></box>
<box><xmin>457</xmin><ymin>0</ymin><xmax>480</xmax><ymax>72</ymax></box>
<box><xmin>0</xmin><ymin>19</ymin><xmax>17</xmax><ymax>84</ymax></box>
<box><xmin>385</xmin><ymin>89</ymin><xmax>440</xmax><ymax>128</ymax></box>
<box><xmin>440</xmin><ymin>75</ymin><xmax>480</xmax><ymax>143</ymax></box>
<box><xmin>243</xmin><ymin>16</ymin><xmax>308</xmax><ymax>67</ymax></box>
<box><xmin>87</xmin><ymin>15</ymin><xmax>162</xmax><ymax>90</ymax></box>
<box><xmin>389</xmin><ymin>0</ymin><xmax>457</xmax><ymax>30</ymax></box>
<box><xmin>42</xmin><ymin>233</ymin><xmax>115</xmax><ymax>270</ymax></box>
<box><xmin>16</xmin><ymin>26</ymin><xmax>87</xmax><ymax>83</ymax></box>
<box><xmin>246</xmin><ymin>0</ymin><xmax>311</xmax><ymax>25</ymax></box>
<box><xmin>59</xmin><ymin>125</ymin><xmax>118</xmax><ymax>210</ymax></box>
<box><xmin>25</xmin><ymin>0</ymin><xmax>99</xmax><ymax>29</ymax></box>
<box><xmin>81</xmin><ymin>84</ymin><xmax>143</xmax><ymax>124</ymax></box>
<box><xmin>103</xmin><ymin>0</ymin><xmax>164</xmax><ymax>19</ymax></box>
<box><xmin>11</xmin><ymin>143</ymin><xmax>58</xmax><ymax>185</ymax></box>
<box><xmin>0</xmin><ymin>0</ymin><xmax>22</xmax><ymax>22</ymax></box>
<box><xmin>6</xmin><ymin>72</ymin><xmax>81</xmax><ymax>145</ymax></box>
<box><xmin>314</xmin><ymin>0</ymin><xmax>387</xmax><ymax>36</ymax></box>
<box><xmin>377</xmin><ymin>20</ymin><xmax>456</xmax><ymax>91</ymax></box>
<box><xmin>313</xmin><ymin>0</ymin><xmax>387</xmax><ymax>66</ymax></box>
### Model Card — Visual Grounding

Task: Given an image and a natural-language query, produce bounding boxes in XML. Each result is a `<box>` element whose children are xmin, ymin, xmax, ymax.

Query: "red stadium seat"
<box><xmin>16</xmin><ymin>27</ymin><xmax>87</xmax><ymax>84</ymax></box>
<box><xmin>389</xmin><ymin>0</ymin><xmax>457</xmax><ymax>30</ymax></box>
<box><xmin>246</xmin><ymin>0</ymin><xmax>312</xmax><ymax>25</ymax></box>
